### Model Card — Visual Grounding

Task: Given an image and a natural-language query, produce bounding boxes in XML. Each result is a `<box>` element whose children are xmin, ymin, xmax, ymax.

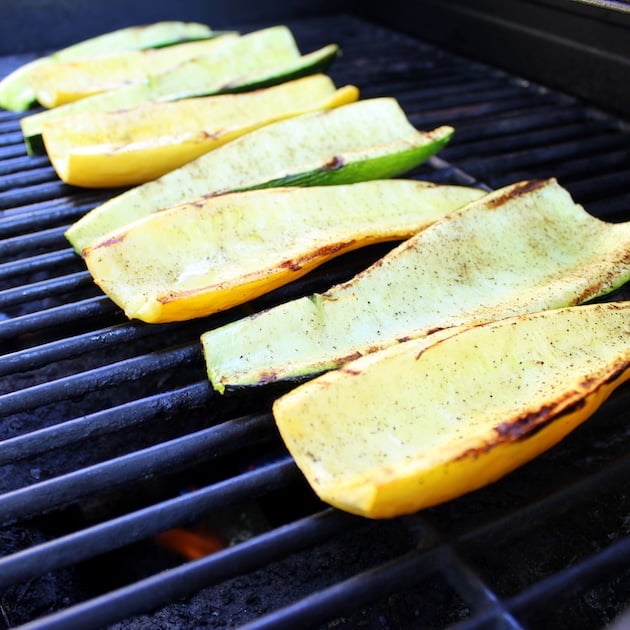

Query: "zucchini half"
<box><xmin>0</xmin><ymin>21</ymin><xmax>217</xmax><ymax>112</ymax></box>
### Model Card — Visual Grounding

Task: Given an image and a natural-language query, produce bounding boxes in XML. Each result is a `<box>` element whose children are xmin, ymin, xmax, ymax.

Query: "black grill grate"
<box><xmin>1</xmin><ymin>14</ymin><xmax>629</xmax><ymax>630</ymax></box>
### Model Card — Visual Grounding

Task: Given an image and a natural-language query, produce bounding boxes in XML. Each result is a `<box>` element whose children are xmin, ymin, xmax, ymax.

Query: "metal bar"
<box><xmin>0</xmin><ymin>341</ymin><xmax>202</xmax><ymax>416</ymax></box>
<box><xmin>0</xmin><ymin>198</ymin><xmax>101</xmax><ymax>236</ymax></box>
<box><xmin>0</xmin><ymin>295</ymin><xmax>116</xmax><ymax>341</ymax></box>
<box><xmin>0</xmin><ymin>452</ymin><xmax>297</xmax><ymax>589</ymax></box>
<box><xmin>450</xmin><ymin>536</ymin><xmax>630</xmax><ymax>630</ymax></box>
<box><xmin>0</xmin><ymin>182</ymin><xmax>77</xmax><ymax>211</ymax></box>
<box><xmin>0</xmin><ymin>224</ymin><xmax>67</xmax><ymax>256</ymax></box>
<box><xmin>0</xmin><ymin>249</ymin><xmax>78</xmax><ymax>281</ymax></box>
<box><xmin>14</xmin><ymin>507</ymin><xmax>358</xmax><ymax>630</ymax></box>
<box><xmin>242</xmin><ymin>546</ymin><xmax>451</xmax><ymax>630</ymax></box>
<box><xmin>0</xmin><ymin>320</ymin><xmax>168</xmax><ymax>377</ymax></box>
<box><xmin>0</xmin><ymin>412</ymin><xmax>276</xmax><ymax>527</ymax></box>
<box><xmin>0</xmin><ymin>270</ymin><xmax>92</xmax><ymax>308</ymax></box>
<box><xmin>0</xmin><ymin>381</ymin><xmax>211</xmax><ymax>465</ymax></box>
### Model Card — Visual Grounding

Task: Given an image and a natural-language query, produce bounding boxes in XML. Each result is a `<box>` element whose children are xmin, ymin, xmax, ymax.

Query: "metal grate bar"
<box><xmin>444</xmin><ymin>121</ymin><xmax>616</xmax><ymax>161</ymax></box>
<box><xmin>0</xmin><ymin>224</ymin><xmax>67</xmax><ymax>256</ymax></box>
<box><xmin>242</xmin><ymin>546</ymin><xmax>451</xmax><ymax>630</ymax></box>
<box><xmin>0</xmin><ymin>196</ymin><xmax>104</xmax><ymax>236</ymax></box>
<box><xmin>0</xmin><ymin>320</ymin><xmax>172</xmax><ymax>376</ymax></box>
<box><xmin>0</xmin><ymin>270</ymin><xmax>92</xmax><ymax>308</ymax></box>
<box><xmin>0</xmin><ymin>295</ymin><xmax>117</xmax><ymax>340</ymax></box>
<box><xmin>0</xmin><ymin>154</ymin><xmax>49</xmax><ymax>177</ymax></box>
<box><xmin>0</xmin><ymin>455</ymin><xmax>298</xmax><ymax>590</ymax></box>
<box><xmin>0</xmin><ymin>381</ymin><xmax>211</xmax><ymax>465</ymax></box>
<box><xmin>0</xmin><ymin>248</ymin><xmax>79</xmax><ymax>281</ymax></box>
<box><xmin>0</xmin><ymin>341</ymin><xmax>201</xmax><ymax>416</ymax></box>
<box><xmin>450</xmin><ymin>536</ymin><xmax>630</xmax><ymax>630</ymax></box>
<box><xmin>507</xmin><ymin>536</ymin><xmax>630</xmax><ymax>620</ymax></box>
<box><xmin>15</xmin><ymin>507</ymin><xmax>358</xmax><ymax>630</ymax></box>
<box><xmin>0</xmin><ymin>182</ymin><xmax>79</xmax><ymax>211</ymax></box>
<box><xmin>0</xmin><ymin>411</ymin><xmax>276</xmax><ymax>527</ymax></box>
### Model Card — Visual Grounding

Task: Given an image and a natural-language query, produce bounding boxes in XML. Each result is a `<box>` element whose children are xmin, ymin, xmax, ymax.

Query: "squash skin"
<box><xmin>65</xmin><ymin>97</ymin><xmax>453</xmax><ymax>253</ymax></box>
<box><xmin>82</xmin><ymin>180</ymin><xmax>485</xmax><ymax>323</ymax></box>
<box><xmin>272</xmin><ymin>302</ymin><xmax>630</xmax><ymax>518</ymax></box>
<box><xmin>30</xmin><ymin>36</ymin><xmax>239</xmax><ymax>108</ymax></box>
<box><xmin>202</xmin><ymin>178</ymin><xmax>630</xmax><ymax>392</ymax></box>
<box><xmin>21</xmin><ymin>26</ymin><xmax>339</xmax><ymax>153</ymax></box>
<box><xmin>0</xmin><ymin>21</ymin><xmax>216</xmax><ymax>112</ymax></box>
<box><xmin>42</xmin><ymin>75</ymin><xmax>359</xmax><ymax>188</ymax></box>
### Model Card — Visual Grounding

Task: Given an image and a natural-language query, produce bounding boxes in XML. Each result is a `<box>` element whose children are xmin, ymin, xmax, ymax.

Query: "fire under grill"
<box><xmin>1</xmin><ymin>12</ymin><xmax>629</xmax><ymax>630</ymax></box>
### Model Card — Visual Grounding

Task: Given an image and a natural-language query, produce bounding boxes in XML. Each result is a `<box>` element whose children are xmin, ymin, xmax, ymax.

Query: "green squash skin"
<box><xmin>23</xmin><ymin>44</ymin><xmax>340</xmax><ymax>155</ymax></box>
<box><xmin>0</xmin><ymin>22</ymin><xmax>217</xmax><ymax>112</ymax></box>
<box><xmin>64</xmin><ymin>97</ymin><xmax>453</xmax><ymax>253</ymax></box>
<box><xmin>21</xmin><ymin>39</ymin><xmax>340</xmax><ymax>155</ymax></box>
<box><xmin>226</xmin><ymin>131</ymin><xmax>454</xmax><ymax>191</ymax></box>
<box><xmin>65</xmin><ymin>130</ymin><xmax>452</xmax><ymax>254</ymax></box>
<box><xmin>202</xmin><ymin>178</ymin><xmax>630</xmax><ymax>393</ymax></box>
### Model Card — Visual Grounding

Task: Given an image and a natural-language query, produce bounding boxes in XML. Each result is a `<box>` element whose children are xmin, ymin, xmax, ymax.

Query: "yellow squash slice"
<box><xmin>273</xmin><ymin>301</ymin><xmax>630</xmax><ymax>518</ymax></box>
<box><xmin>29</xmin><ymin>34</ymin><xmax>240</xmax><ymax>108</ymax></box>
<box><xmin>42</xmin><ymin>74</ymin><xmax>359</xmax><ymax>187</ymax></box>
<box><xmin>65</xmin><ymin>97</ymin><xmax>454</xmax><ymax>253</ymax></box>
<box><xmin>21</xmin><ymin>25</ymin><xmax>339</xmax><ymax>153</ymax></box>
<box><xmin>82</xmin><ymin>180</ymin><xmax>485</xmax><ymax>323</ymax></box>
<box><xmin>202</xmin><ymin>178</ymin><xmax>630</xmax><ymax>392</ymax></box>
<box><xmin>29</xmin><ymin>36</ymin><xmax>238</xmax><ymax>109</ymax></box>
<box><xmin>0</xmin><ymin>21</ymin><xmax>217</xmax><ymax>111</ymax></box>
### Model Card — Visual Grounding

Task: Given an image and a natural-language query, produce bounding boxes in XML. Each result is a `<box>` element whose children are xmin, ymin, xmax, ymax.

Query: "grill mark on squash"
<box><xmin>485</xmin><ymin>178</ymin><xmax>548</xmax><ymax>208</ymax></box>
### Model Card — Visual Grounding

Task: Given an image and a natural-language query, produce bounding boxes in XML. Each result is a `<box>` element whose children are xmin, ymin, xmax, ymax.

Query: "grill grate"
<box><xmin>1</xmin><ymin>14</ymin><xmax>629</xmax><ymax>630</ymax></box>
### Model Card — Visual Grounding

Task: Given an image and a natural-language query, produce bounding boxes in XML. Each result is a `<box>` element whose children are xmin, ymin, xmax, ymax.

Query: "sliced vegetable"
<box><xmin>30</xmin><ymin>35</ymin><xmax>239</xmax><ymax>108</ymax></box>
<box><xmin>0</xmin><ymin>21</ymin><xmax>217</xmax><ymax>111</ymax></box>
<box><xmin>82</xmin><ymin>180</ymin><xmax>485</xmax><ymax>323</ymax></box>
<box><xmin>202</xmin><ymin>178</ymin><xmax>630</xmax><ymax>392</ymax></box>
<box><xmin>43</xmin><ymin>74</ymin><xmax>359</xmax><ymax>187</ymax></box>
<box><xmin>21</xmin><ymin>26</ymin><xmax>339</xmax><ymax>154</ymax></box>
<box><xmin>65</xmin><ymin>97</ymin><xmax>454</xmax><ymax>253</ymax></box>
<box><xmin>273</xmin><ymin>301</ymin><xmax>630</xmax><ymax>518</ymax></box>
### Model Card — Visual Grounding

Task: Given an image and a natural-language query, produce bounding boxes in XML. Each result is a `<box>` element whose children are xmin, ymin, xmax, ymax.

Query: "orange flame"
<box><xmin>155</xmin><ymin>527</ymin><xmax>226</xmax><ymax>560</ymax></box>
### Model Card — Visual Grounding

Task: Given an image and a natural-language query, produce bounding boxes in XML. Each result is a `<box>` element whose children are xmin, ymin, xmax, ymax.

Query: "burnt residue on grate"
<box><xmin>1</xmin><ymin>14</ymin><xmax>630</xmax><ymax>630</ymax></box>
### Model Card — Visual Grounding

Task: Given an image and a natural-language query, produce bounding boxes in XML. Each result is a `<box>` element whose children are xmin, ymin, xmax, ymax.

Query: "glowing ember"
<box><xmin>154</xmin><ymin>527</ymin><xmax>226</xmax><ymax>560</ymax></box>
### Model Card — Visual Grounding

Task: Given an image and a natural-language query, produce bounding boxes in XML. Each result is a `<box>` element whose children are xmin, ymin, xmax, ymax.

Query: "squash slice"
<box><xmin>202</xmin><ymin>178</ymin><xmax>630</xmax><ymax>392</ymax></box>
<box><xmin>0</xmin><ymin>21</ymin><xmax>217</xmax><ymax>112</ymax></box>
<box><xmin>272</xmin><ymin>301</ymin><xmax>630</xmax><ymax>518</ymax></box>
<box><xmin>42</xmin><ymin>75</ymin><xmax>359</xmax><ymax>187</ymax></box>
<box><xmin>65</xmin><ymin>97</ymin><xmax>453</xmax><ymax>253</ymax></box>
<box><xmin>82</xmin><ymin>180</ymin><xmax>485</xmax><ymax>323</ymax></box>
<box><xmin>29</xmin><ymin>35</ymin><xmax>239</xmax><ymax>108</ymax></box>
<box><xmin>21</xmin><ymin>26</ymin><xmax>339</xmax><ymax>153</ymax></box>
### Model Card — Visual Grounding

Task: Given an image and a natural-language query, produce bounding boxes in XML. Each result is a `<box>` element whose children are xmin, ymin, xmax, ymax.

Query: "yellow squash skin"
<box><xmin>82</xmin><ymin>180</ymin><xmax>485</xmax><ymax>323</ymax></box>
<box><xmin>272</xmin><ymin>302</ymin><xmax>630</xmax><ymax>519</ymax></box>
<box><xmin>42</xmin><ymin>75</ymin><xmax>359</xmax><ymax>187</ymax></box>
<box><xmin>30</xmin><ymin>35</ymin><xmax>240</xmax><ymax>108</ymax></box>
<box><xmin>0</xmin><ymin>21</ymin><xmax>216</xmax><ymax>111</ymax></box>
<box><xmin>203</xmin><ymin>178</ymin><xmax>630</xmax><ymax>392</ymax></box>
<box><xmin>65</xmin><ymin>97</ymin><xmax>453</xmax><ymax>253</ymax></box>
<box><xmin>21</xmin><ymin>26</ymin><xmax>332</xmax><ymax>148</ymax></box>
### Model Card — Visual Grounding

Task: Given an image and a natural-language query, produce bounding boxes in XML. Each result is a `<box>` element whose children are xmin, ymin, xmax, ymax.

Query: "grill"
<box><xmin>1</xmin><ymin>7</ymin><xmax>630</xmax><ymax>630</ymax></box>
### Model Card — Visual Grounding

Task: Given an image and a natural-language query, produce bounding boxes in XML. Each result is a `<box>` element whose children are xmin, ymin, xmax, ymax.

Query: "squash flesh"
<box><xmin>272</xmin><ymin>302</ymin><xmax>630</xmax><ymax>518</ymax></box>
<box><xmin>21</xmin><ymin>26</ymin><xmax>329</xmax><ymax>149</ymax></box>
<box><xmin>43</xmin><ymin>75</ymin><xmax>359</xmax><ymax>187</ymax></box>
<box><xmin>202</xmin><ymin>178</ymin><xmax>630</xmax><ymax>391</ymax></box>
<box><xmin>30</xmin><ymin>35</ymin><xmax>239</xmax><ymax>107</ymax></box>
<box><xmin>0</xmin><ymin>21</ymin><xmax>216</xmax><ymax>111</ymax></box>
<box><xmin>83</xmin><ymin>180</ymin><xmax>485</xmax><ymax>322</ymax></box>
<box><xmin>65</xmin><ymin>97</ymin><xmax>453</xmax><ymax>253</ymax></box>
